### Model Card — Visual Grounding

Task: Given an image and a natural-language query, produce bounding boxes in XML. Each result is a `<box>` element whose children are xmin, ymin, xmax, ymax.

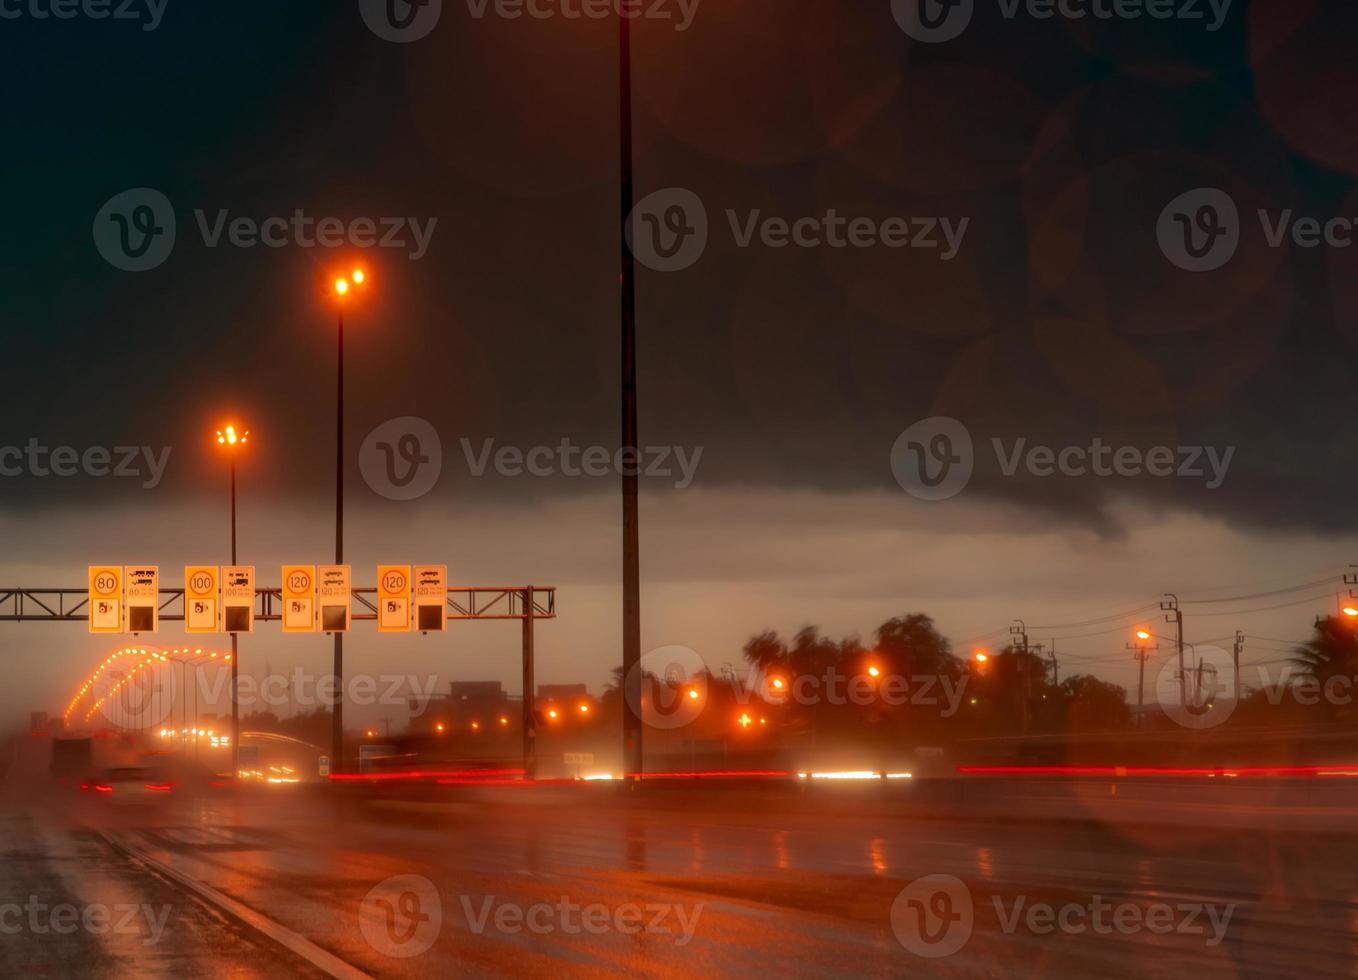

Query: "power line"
<box><xmin>1190</xmin><ymin>591</ymin><xmax>1338</xmax><ymax>618</ymax></box>
<box><xmin>1179</xmin><ymin>575</ymin><xmax>1339</xmax><ymax>605</ymax></box>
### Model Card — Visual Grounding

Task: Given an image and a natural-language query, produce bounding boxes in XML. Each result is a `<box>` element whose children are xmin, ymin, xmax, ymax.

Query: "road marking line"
<box><xmin>98</xmin><ymin>829</ymin><xmax>374</xmax><ymax>980</ymax></box>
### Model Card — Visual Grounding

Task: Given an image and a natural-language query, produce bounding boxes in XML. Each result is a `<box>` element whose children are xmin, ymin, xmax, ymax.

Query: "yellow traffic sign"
<box><xmin>185</xmin><ymin>565</ymin><xmax>220</xmax><ymax>633</ymax></box>
<box><xmin>88</xmin><ymin>566</ymin><xmax>122</xmax><ymax>634</ymax></box>
<box><xmin>124</xmin><ymin>566</ymin><xmax>158</xmax><ymax>634</ymax></box>
<box><xmin>413</xmin><ymin>565</ymin><xmax>447</xmax><ymax>632</ymax></box>
<box><xmin>222</xmin><ymin>566</ymin><xmax>255</xmax><ymax>633</ymax></box>
<box><xmin>318</xmin><ymin>565</ymin><xmax>351</xmax><ymax>633</ymax></box>
<box><xmin>282</xmin><ymin>564</ymin><xmax>316</xmax><ymax>633</ymax></box>
<box><xmin>377</xmin><ymin>565</ymin><xmax>412</xmax><ymax>632</ymax></box>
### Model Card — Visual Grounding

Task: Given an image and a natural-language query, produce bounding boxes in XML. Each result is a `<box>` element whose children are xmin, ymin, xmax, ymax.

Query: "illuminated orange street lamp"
<box><xmin>578</xmin><ymin>703</ymin><xmax>590</xmax><ymax>715</ymax></box>
<box><xmin>329</xmin><ymin>268</ymin><xmax>367</xmax><ymax>774</ymax></box>
<box><xmin>1342</xmin><ymin>605</ymin><xmax>1358</xmax><ymax>619</ymax></box>
<box><xmin>1135</xmin><ymin>629</ymin><xmax>1152</xmax><ymax>641</ymax></box>
<box><xmin>547</xmin><ymin>708</ymin><xmax>559</xmax><ymax>721</ymax></box>
<box><xmin>214</xmin><ymin>421</ymin><xmax>250</xmax><ymax>778</ymax></box>
<box><xmin>866</xmin><ymin>664</ymin><xmax>882</xmax><ymax>679</ymax></box>
<box><xmin>973</xmin><ymin>650</ymin><xmax>989</xmax><ymax>664</ymax></box>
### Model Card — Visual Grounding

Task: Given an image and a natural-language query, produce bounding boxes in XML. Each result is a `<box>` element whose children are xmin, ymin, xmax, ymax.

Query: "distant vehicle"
<box><xmin>83</xmin><ymin>766</ymin><xmax>174</xmax><ymax>806</ymax></box>
<box><xmin>50</xmin><ymin>737</ymin><xmax>92</xmax><ymax>780</ymax></box>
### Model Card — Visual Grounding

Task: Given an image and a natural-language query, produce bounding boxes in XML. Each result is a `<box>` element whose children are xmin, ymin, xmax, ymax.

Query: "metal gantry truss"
<box><xmin>0</xmin><ymin>586</ymin><xmax>556</xmax><ymax>623</ymax></box>
<box><xmin>0</xmin><ymin>584</ymin><xmax>556</xmax><ymax>778</ymax></box>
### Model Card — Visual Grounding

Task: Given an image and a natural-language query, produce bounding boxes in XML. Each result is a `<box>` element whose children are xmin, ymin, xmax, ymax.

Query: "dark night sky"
<box><xmin>3</xmin><ymin>0</ymin><xmax>1358</xmax><ymax>723</ymax></box>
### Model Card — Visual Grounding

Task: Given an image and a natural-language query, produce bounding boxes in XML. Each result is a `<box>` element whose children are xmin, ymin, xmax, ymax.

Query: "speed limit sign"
<box><xmin>281</xmin><ymin>564</ymin><xmax>316</xmax><ymax>633</ymax></box>
<box><xmin>184</xmin><ymin>566</ymin><xmax>220</xmax><ymax>633</ymax></box>
<box><xmin>88</xmin><ymin>566</ymin><xmax>122</xmax><ymax>634</ymax></box>
<box><xmin>377</xmin><ymin>565</ymin><xmax>411</xmax><ymax>632</ymax></box>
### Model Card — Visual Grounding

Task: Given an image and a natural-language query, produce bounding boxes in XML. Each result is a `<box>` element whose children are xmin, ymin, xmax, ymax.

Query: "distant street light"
<box><xmin>973</xmin><ymin>650</ymin><xmax>989</xmax><ymax>664</ymax></box>
<box><xmin>330</xmin><ymin>269</ymin><xmax>368</xmax><ymax>774</ymax></box>
<box><xmin>214</xmin><ymin>421</ymin><xmax>249</xmax><ymax>778</ymax></box>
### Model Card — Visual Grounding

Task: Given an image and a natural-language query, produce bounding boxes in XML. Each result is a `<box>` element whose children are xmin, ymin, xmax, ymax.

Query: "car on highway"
<box><xmin>82</xmin><ymin>766</ymin><xmax>175</xmax><ymax>806</ymax></box>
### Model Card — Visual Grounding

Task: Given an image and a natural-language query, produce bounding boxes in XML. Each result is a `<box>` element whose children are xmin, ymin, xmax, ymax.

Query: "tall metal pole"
<box><xmin>333</xmin><ymin>311</ymin><xmax>345</xmax><ymax>775</ymax></box>
<box><xmin>230</xmin><ymin>457</ymin><xmax>239</xmax><ymax>778</ymax></box>
<box><xmin>522</xmin><ymin>586</ymin><xmax>536</xmax><ymax>780</ymax></box>
<box><xmin>1010</xmin><ymin>621</ymin><xmax>1030</xmax><ymax>735</ymax></box>
<box><xmin>1232</xmin><ymin>630</ymin><xmax>1242</xmax><ymax>703</ymax></box>
<box><xmin>619</xmin><ymin>9</ymin><xmax>643</xmax><ymax>778</ymax></box>
<box><xmin>1162</xmin><ymin>594</ymin><xmax>1185</xmax><ymax>705</ymax></box>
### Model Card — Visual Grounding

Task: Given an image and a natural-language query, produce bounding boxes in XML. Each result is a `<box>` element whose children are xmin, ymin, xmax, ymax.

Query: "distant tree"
<box><xmin>1290</xmin><ymin>616</ymin><xmax>1358</xmax><ymax>684</ymax></box>
<box><xmin>1058</xmin><ymin>674</ymin><xmax>1131</xmax><ymax>731</ymax></box>
<box><xmin>874</xmin><ymin>613</ymin><xmax>960</xmax><ymax>679</ymax></box>
<box><xmin>1283</xmin><ymin>616</ymin><xmax>1358</xmax><ymax>721</ymax></box>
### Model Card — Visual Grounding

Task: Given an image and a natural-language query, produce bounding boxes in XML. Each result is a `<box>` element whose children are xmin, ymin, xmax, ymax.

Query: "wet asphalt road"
<box><xmin>2</xmin><ymin>772</ymin><xmax>1355</xmax><ymax>979</ymax></box>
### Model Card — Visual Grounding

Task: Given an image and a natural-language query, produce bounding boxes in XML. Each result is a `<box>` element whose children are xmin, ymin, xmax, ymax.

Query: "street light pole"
<box><xmin>334</xmin><ymin>304</ymin><xmax>345</xmax><ymax>776</ymax></box>
<box><xmin>216</xmin><ymin>423</ymin><xmax>247</xmax><ymax>778</ymax></box>
<box><xmin>230</xmin><ymin>456</ymin><xmax>238</xmax><ymax>777</ymax></box>
<box><xmin>619</xmin><ymin>0</ymin><xmax>643</xmax><ymax>780</ymax></box>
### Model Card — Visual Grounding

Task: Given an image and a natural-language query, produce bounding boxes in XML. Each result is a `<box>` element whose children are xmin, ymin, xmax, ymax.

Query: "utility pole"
<box><xmin>1126</xmin><ymin>635</ymin><xmax>1159</xmax><ymax>728</ymax></box>
<box><xmin>1010</xmin><ymin>620</ymin><xmax>1030</xmax><ymax>735</ymax></box>
<box><xmin>333</xmin><ymin>304</ymin><xmax>345</xmax><ymax>776</ymax></box>
<box><xmin>618</xmin><ymin>1</ymin><xmax>643</xmax><ymax>781</ymax></box>
<box><xmin>1232</xmin><ymin>630</ymin><xmax>1243</xmax><ymax>704</ymax></box>
<box><xmin>1161</xmin><ymin>594</ymin><xmax>1184</xmax><ymax>705</ymax></box>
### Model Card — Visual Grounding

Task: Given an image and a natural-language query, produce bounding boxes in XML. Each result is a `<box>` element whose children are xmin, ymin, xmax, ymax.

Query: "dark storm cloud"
<box><xmin>2</xmin><ymin>0</ymin><xmax>1358</xmax><ymax>539</ymax></box>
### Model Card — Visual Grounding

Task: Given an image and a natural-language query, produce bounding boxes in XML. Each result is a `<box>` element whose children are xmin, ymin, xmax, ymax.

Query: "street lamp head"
<box><xmin>215</xmin><ymin>424</ymin><xmax>248</xmax><ymax>448</ymax></box>
<box><xmin>351</xmin><ymin>268</ymin><xmax>365</xmax><ymax>284</ymax></box>
<box><xmin>973</xmin><ymin>650</ymin><xmax>988</xmax><ymax>663</ymax></box>
<box><xmin>1342</xmin><ymin>605</ymin><xmax>1358</xmax><ymax>618</ymax></box>
<box><xmin>334</xmin><ymin>278</ymin><xmax>349</xmax><ymax>296</ymax></box>
<box><xmin>1135</xmin><ymin>629</ymin><xmax>1152</xmax><ymax>641</ymax></box>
